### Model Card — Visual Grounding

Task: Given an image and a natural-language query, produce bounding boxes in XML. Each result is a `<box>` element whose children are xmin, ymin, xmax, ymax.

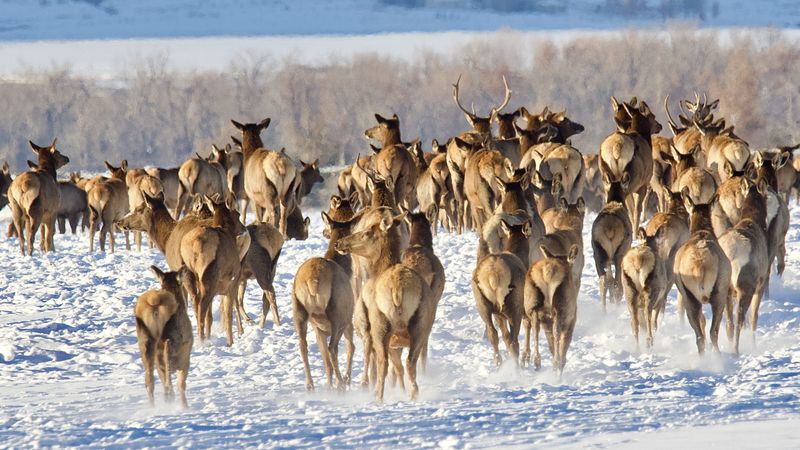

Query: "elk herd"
<box><xmin>1</xmin><ymin>77</ymin><xmax>797</xmax><ymax>406</ymax></box>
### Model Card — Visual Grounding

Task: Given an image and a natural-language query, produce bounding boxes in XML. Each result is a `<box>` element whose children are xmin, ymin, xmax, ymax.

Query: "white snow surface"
<box><xmin>1</xmin><ymin>203</ymin><xmax>799</xmax><ymax>448</ymax></box>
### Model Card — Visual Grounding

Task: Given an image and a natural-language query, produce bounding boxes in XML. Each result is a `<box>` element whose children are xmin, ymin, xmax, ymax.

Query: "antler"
<box><xmin>452</xmin><ymin>75</ymin><xmax>475</xmax><ymax>118</ymax></box>
<box><xmin>664</xmin><ymin>94</ymin><xmax>680</xmax><ymax>136</ymax></box>
<box><xmin>489</xmin><ymin>75</ymin><xmax>512</xmax><ymax>122</ymax></box>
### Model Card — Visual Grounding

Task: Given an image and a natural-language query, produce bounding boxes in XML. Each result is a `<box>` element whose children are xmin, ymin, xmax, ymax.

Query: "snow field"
<box><xmin>0</xmin><ymin>205</ymin><xmax>799</xmax><ymax>448</ymax></box>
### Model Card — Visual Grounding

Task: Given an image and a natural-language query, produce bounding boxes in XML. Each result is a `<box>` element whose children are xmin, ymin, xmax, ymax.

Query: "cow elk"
<box><xmin>621</xmin><ymin>228</ymin><xmax>668</xmax><ymax>349</ymax></box>
<box><xmin>591</xmin><ymin>172</ymin><xmax>633</xmax><ymax>311</ymax></box>
<box><xmin>87</xmin><ymin>160</ymin><xmax>130</xmax><ymax>253</ymax></box>
<box><xmin>135</xmin><ymin>265</ymin><xmax>193</xmax><ymax>407</ymax></box>
<box><xmin>292</xmin><ymin>212</ymin><xmax>356</xmax><ymax>391</ymax></box>
<box><xmin>8</xmin><ymin>139</ymin><xmax>69</xmax><ymax>255</ymax></box>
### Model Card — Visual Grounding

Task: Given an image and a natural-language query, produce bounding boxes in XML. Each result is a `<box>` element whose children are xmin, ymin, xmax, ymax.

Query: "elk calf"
<box><xmin>134</xmin><ymin>265</ymin><xmax>193</xmax><ymax>407</ymax></box>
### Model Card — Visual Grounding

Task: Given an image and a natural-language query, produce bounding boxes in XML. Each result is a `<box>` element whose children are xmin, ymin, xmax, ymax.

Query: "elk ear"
<box><xmin>681</xmin><ymin>187</ymin><xmax>694</xmax><ymax>210</ymax></box>
<box><xmin>258</xmin><ymin>118</ymin><xmax>271</xmax><ymax>130</ymax></box>
<box><xmin>613</xmin><ymin>116</ymin><xmax>627</xmax><ymax>133</ymax></box>
<box><xmin>576</xmin><ymin>197</ymin><xmax>586</xmax><ymax>214</ymax></box>
<box><xmin>29</xmin><ymin>140</ymin><xmax>42</xmax><ymax>154</ymax></box>
<box><xmin>2</xmin><ymin>161</ymin><xmax>9</xmax><ymax>173</ymax></box>
<box><xmin>519</xmin><ymin>169</ymin><xmax>530</xmax><ymax>191</ymax></box>
<box><xmin>303</xmin><ymin>216</ymin><xmax>311</xmax><ymax>228</ymax></box>
<box><xmin>374</xmin><ymin>113</ymin><xmax>387</xmax><ymax>124</ymax></box>
<box><xmin>299</xmin><ymin>159</ymin><xmax>308</xmax><ymax>167</ymax></box>
<box><xmin>601</xmin><ymin>171</ymin><xmax>612</xmax><ymax>188</ymax></box>
<box><xmin>312</xmin><ymin>158</ymin><xmax>319</xmax><ymax>169</ymax></box>
<box><xmin>329</xmin><ymin>195</ymin><xmax>341</xmax><ymax>210</ymax></box>
<box><xmin>756</xmin><ymin>178</ymin><xmax>769</xmax><ymax>196</ymax></box>
<box><xmin>567</xmin><ymin>245</ymin><xmax>579</xmax><ymax>264</ymax></box>
<box><xmin>369</xmin><ymin>144</ymin><xmax>381</xmax><ymax>154</ymax></box>
<box><xmin>637</xmin><ymin>227</ymin><xmax>647</xmax><ymax>241</ymax></box>
<box><xmin>558</xmin><ymin>197</ymin><xmax>568</xmax><ymax>211</ymax></box>
<box><xmin>498</xmin><ymin>218</ymin><xmax>512</xmax><ymax>236</ymax></box>
<box><xmin>230</xmin><ymin>136</ymin><xmax>242</xmax><ymax>148</ymax></box>
<box><xmin>531</xmin><ymin>170</ymin><xmax>543</xmax><ymax>189</ymax></box>
<box><xmin>149</xmin><ymin>265</ymin><xmax>166</xmax><ymax>281</ymax></box>
<box><xmin>539</xmin><ymin>242</ymin><xmax>556</xmax><ymax>260</ymax></box>
<box><xmin>776</xmin><ymin>151</ymin><xmax>791</xmax><ymax>170</ymax></box>
<box><xmin>724</xmin><ymin>160</ymin><xmax>735</xmax><ymax>179</ymax></box>
<box><xmin>321</xmin><ymin>211</ymin><xmax>332</xmax><ymax>228</ymax></box>
<box><xmin>231</xmin><ymin>120</ymin><xmax>245</xmax><ymax>130</ymax></box>
<box><xmin>26</xmin><ymin>160</ymin><xmax>37</xmax><ymax>169</ymax></box>
<box><xmin>104</xmin><ymin>161</ymin><xmax>113</xmax><ymax>171</ymax></box>
<box><xmin>610</xmin><ymin>96</ymin><xmax>620</xmax><ymax>112</ymax></box>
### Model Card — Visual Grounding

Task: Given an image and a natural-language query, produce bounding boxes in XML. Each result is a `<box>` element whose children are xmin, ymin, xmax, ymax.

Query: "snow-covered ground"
<box><xmin>1</xmin><ymin>201</ymin><xmax>799</xmax><ymax>448</ymax></box>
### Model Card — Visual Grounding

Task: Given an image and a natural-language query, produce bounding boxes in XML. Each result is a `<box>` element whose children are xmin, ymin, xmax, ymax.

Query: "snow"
<box><xmin>1</xmin><ymin>202</ymin><xmax>799</xmax><ymax>447</ymax></box>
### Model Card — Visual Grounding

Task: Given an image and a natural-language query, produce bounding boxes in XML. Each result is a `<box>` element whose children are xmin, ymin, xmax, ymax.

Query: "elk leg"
<box><xmin>137</xmin><ymin>331</ymin><xmax>156</xmax><ymax>405</ymax></box>
<box><xmin>750</xmin><ymin>279</ymin><xmax>766</xmax><ymax>346</ymax></box>
<box><xmin>622</xmin><ymin>274</ymin><xmax>640</xmax><ymax>349</ymax></box>
<box><xmin>57</xmin><ymin>216</ymin><xmax>66</xmax><ymax>234</ymax></box>
<box><xmin>344</xmin><ymin>323</ymin><xmax>355</xmax><ymax>386</ymax></box>
<box><xmin>521</xmin><ymin>318</ymin><xmax>531</xmax><ymax>367</ymax></box>
<box><xmin>388</xmin><ymin>348</ymin><xmax>404</xmax><ymax>391</ymax></box>
<box><xmin>370</xmin><ymin>316</ymin><xmax>390</xmax><ymax>403</ymax></box>
<box><xmin>533</xmin><ymin>317</ymin><xmax>542</xmax><ymax>370</ymax></box>
<box><xmin>681</xmin><ymin>288</ymin><xmax>706</xmax><ymax>355</ymax></box>
<box><xmin>293</xmin><ymin>297</ymin><xmax>314</xmax><ymax>391</ymax></box>
<box><xmin>328</xmin><ymin>325</ymin><xmax>346</xmax><ymax>391</ymax></box>
<box><xmin>267</xmin><ymin>288</ymin><xmax>280</xmax><ymax>326</ymax></box>
<box><xmin>221</xmin><ymin>293</ymin><xmax>234</xmax><ymax>346</ymax></box>
<box><xmin>177</xmin><ymin>369</ymin><xmax>189</xmax><ymax>409</ymax></box>
<box><xmin>26</xmin><ymin>216</ymin><xmax>38</xmax><ymax>256</ymax></box>
<box><xmin>315</xmin><ymin>327</ymin><xmax>334</xmax><ymax>389</ymax></box>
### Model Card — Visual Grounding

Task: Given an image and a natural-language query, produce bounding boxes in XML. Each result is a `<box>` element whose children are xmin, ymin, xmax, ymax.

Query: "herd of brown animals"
<box><xmin>2</xmin><ymin>77</ymin><xmax>797</xmax><ymax>405</ymax></box>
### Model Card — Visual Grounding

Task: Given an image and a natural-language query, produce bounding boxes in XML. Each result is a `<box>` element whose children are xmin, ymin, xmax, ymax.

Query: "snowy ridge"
<box><xmin>0</xmin><ymin>202</ymin><xmax>799</xmax><ymax>447</ymax></box>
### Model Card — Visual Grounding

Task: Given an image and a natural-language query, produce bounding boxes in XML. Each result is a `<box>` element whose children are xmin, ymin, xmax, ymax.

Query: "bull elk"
<box><xmin>8</xmin><ymin>139</ymin><xmax>70</xmax><ymax>255</ymax></box>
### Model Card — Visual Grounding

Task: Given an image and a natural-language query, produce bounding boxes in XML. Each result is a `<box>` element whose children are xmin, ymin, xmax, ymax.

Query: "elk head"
<box><xmin>105</xmin><ymin>160</ymin><xmax>128</xmax><ymax>180</ymax></box>
<box><xmin>365</xmin><ymin>113</ymin><xmax>402</xmax><ymax>147</ymax></box>
<box><xmin>297</xmin><ymin>158</ymin><xmax>324</xmax><ymax>199</ymax></box>
<box><xmin>231</xmin><ymin>118</ymin><xmax>270</xmax><ymax>153</ymax></box>
<box><xmin>29</xmin><ymin>139</ymin><xmax>69</xmax><ymax>177</ymax></box>
<box><xmin>452</xmin><ymin>75</ymin><xmax>511</xmax><ymax>135</ymax></box>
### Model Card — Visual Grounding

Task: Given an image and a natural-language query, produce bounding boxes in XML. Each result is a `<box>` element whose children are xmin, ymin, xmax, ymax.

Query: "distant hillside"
<box><xmin>1</xmin><ymin>0</ymin><xmax>797</xmax><ymax>41</ymax></box>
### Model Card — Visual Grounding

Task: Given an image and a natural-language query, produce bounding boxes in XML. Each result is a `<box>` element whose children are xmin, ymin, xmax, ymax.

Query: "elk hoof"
<box><xmin>305</xmin><ymin>381</ymin><xmax>315</xmax><ymax>392</ymax></box>
<box><xmin>533</xmin><ymin>356</ymin><xmax>541</xmax><ymax>370</ymax></box>
<box><xmin>521</xmin><ymin>353</ymin><xmax>530</xmax><ymax>367</ymax></box>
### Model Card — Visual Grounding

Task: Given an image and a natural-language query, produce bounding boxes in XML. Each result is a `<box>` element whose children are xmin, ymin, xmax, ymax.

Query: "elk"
<box><xmin>0</xmin><ymin>162</ymin><xmax>12</xmax><ymax>211</ymax></box>
<box><xmin>540</xmin><ymin>197</ymin><xmax>585</xmax><ymax>289</ymax></box>
<box><xmin>364</xmin><ymin>114</ymin><xmax>419</xmax><ymax>210</ymax></box>
<box><xmin>240</xmin><ymin>222</ymin><xmax>284</xmax><ymax>328</ymax></box>
<box><xmin>292</xmin><ymin>212</ymin><xmax>356</xmax><ymax>391</ymax></box>
<box><xmin>126</xmin><ymin>168</ymin><xmax>164</xmax><ymax>250</ymax></box>
<box><xmin>134</xmin><ymin>265</ymin><xmax>193</xmax><ymax>407</ymax></box>
<box><xmin>56</xmin><ymin>178</ymin><xmax>87</xmax><ymax>234</ymax></box>
<box><xmin>445</xmin><ymin>137</ymin><xmax>479</xmax><ymax>233</ymax></box>
<box><xmin>223</xmin><ymin>142</ymin><xmax>249</xmax><ymax>220</ymax></box>
<box><xmin>402</xmin><ymin>211</ymin><xmax>445</xmax><ymax>369</ymax></box>
<box><xmin>144</xmin><ymin>166</ymin><xmax>180</xmax><ymax>216</ymax></box>
<box><xmin>644</xmin><ymin>187</ymin><xmax>690</xmax><ymax>319</ymax></box>
<box><xmin>752</xmin><ymin>150</ymin><xmax>791</xmax><ymax>279</ymax></box>
<box><xmin>327</xmin><ymin>193</ymin><xmax>358</xmax><ymax>222</ymax></box>
<box><xmin>711</xmin><ymin>161</ymin><xmax>750</xmax><ymax>237</ymax></box>
<box><xmin>472</xmin><ymin>219</ymin><xmax>529</xmax><ymax>366</ymax></box>
<box><xmin>175</xmin><ymin>145</ymin><xmax>229</xmax><ymax>218</ymax></box>
<box><xmin>718</xmin><ymin>178</ymin><xmax>770</xmax><ymax>354</ymax></box>
<box><xmin>87</xmin><ymin>161</ymin><xmax>130</xmax><ymax>253</ymax></box>
<box><xmin>231</xmin><ymin>118</ymin><xmax>298</xmax><ymax>235</ymax></box>
<box><xmin>591</xmin><ymin>173</ymin><xmax>633</xmax><ymax>311</ymax></box>
<box><xmin>599</xmin><ymin>97</ymin><xmax>660</xmax><ymax>231</ymax></box>
<box><xmin>523</xmin><ymin>243</ymin><xmax>580</xmax><ymax>372</ymax></box>
<box><xmin>334</xmin><ymin>207</ymin><xmax>436</xmax><ymax>402</ymax></box>
<box><xmin>766</xmin><ymin>145</ymin><xmax>798</xmax><ymax>202</ymax></box>
<box><xmin>452</xmin><ymin>74</ymin><xmax>511</xmax><ymax>141</ymax></box>
<box><xmin>581</xmin><ymin>153</ymin><xmax>605</xmax><ymax>213</ymax></box>
<box><xmin>669</xmin><ymin>145</ymin><xmax>717</xmax><ymax>206</ymax></box>
<box><xmin>463</xmin><ymin>146</ymin><xmax>513</xmax><ymax>231</ymax></box>
<box><xmin>673</xmin><ymin>189</ymin><xmax>732</xmax><ymax>355</ymax></box>
<box><xmin>8</xmin><ymin>139</ymin><xmax>69</xmax><ymax>255</ymax></box>
<box><xmin>621</xmin><ymin>228</ymin><xmax>668</xmax><ymax>349</ymax></box>
<box><xmin>179</xmin><ymin>198</ymin><xmax>250</xmax><ymax>345</ymax></box>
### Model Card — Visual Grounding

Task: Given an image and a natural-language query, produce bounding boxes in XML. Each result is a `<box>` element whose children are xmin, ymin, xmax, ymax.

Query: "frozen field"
<box><xmin>0</xmin><ymin>202</ymin><xmax>798</xmax><ymax>448</ymax></box>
